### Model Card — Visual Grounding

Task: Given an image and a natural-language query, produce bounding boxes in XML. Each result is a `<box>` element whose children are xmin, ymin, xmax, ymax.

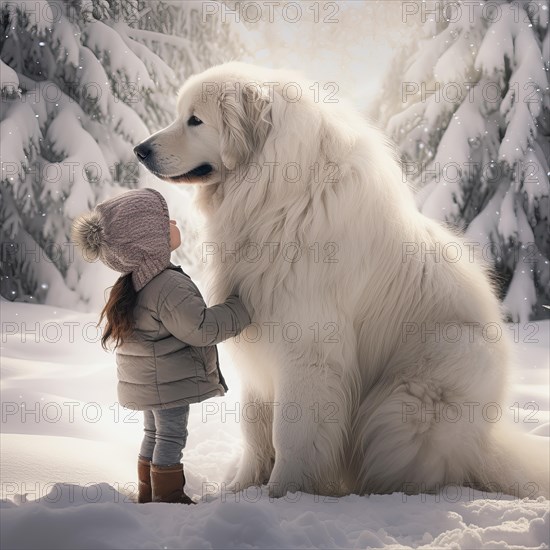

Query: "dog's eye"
<box><xmin>188</xmin><ymin>115</ymin><xmax>203</xmax><ymax>127</ymax></box>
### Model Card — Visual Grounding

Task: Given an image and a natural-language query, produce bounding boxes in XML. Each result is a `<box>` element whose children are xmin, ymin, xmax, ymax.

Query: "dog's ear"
<box><xmin>218</xmin><ymin>83</ymin><xmax>273</xmax><ymax>170</ymax></box>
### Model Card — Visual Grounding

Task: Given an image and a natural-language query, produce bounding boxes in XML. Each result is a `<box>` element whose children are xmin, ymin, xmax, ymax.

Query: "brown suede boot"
<box><xmin>151</xmin><ymin>463</ymin><xmax>196</xmax><ymax>504</ymax></box>
<box><xmin>137</xmin><ymin>456</ymin><xmax>153</xmax><ymax>503</ymax></box>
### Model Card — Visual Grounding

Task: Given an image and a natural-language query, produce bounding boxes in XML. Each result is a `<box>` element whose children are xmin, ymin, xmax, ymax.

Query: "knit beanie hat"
<box><xmin>71</xmin><ymin>188</ymin><xmax>171</xmax><ymax>291</ymax></box>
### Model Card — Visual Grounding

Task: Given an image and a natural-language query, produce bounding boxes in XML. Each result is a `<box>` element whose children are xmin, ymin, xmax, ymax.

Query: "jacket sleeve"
<box><xmin>158</xmin><ymin>281</ymin><xmax>252</xmax><ymax>347</ymax></box>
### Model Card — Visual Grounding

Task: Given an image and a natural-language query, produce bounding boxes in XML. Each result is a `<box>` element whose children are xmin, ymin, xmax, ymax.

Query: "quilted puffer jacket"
<box><xmin>115</xmin><ymin>264</ymin><xmax>251</xmax><ymax>410</ymax></box>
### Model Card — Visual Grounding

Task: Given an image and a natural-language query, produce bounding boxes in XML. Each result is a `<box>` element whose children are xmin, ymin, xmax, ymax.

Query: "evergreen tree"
<box><xmin>372</xmin><ymin>0</ymin><xmax>550</xmax><ymax>322</ymax></box>
<box><xmin>0</xmin><ymin>0</ymin><xmax>249</xmax><ymax>310</ymax></box>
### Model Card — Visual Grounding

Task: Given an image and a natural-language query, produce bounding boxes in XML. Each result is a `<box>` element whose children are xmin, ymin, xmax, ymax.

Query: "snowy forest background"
<box><xmin>1</xmin><ymin>0</ymin><xmax>549</xmax><ymax>322</ymax></box>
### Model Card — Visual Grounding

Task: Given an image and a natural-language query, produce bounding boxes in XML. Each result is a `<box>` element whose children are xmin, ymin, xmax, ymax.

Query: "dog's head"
<box><xmin>133</xmin><ymin>62</ymin><xmax>277</xmax><ymax>185</ymax></box>
<box><xmin>134</xmin><ymin>61</ymin><xmax>362</xmax><ymax>199</ymax></box>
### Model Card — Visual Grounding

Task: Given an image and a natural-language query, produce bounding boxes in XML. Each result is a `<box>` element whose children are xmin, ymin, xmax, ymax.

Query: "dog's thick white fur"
<box><xmin>135</xmin><ymin>62</ymin><xmax>549</xmax><ymax>498</ymax></box>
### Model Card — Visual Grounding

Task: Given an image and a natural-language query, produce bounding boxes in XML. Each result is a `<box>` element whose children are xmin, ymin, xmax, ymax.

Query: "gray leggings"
<box><xmin>139</xmin><ymin>404</ymin><xmax>190</xmax><ymax>466</ymax></box>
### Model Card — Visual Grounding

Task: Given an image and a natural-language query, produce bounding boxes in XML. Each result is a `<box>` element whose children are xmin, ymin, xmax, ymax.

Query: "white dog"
<box><xmin>134</xmin><ymin>62</ymin><xmax>549</xmax><ymax>498</ymax></box>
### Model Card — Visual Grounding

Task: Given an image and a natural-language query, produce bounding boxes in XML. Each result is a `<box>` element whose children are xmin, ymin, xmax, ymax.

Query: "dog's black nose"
<box><xmin>133</xmin><ymin>142</ymin><xmax>152</xmax><ymax>160</ymax></box>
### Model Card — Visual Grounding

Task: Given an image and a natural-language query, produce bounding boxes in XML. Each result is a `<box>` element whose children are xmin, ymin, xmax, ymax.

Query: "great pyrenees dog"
<box><xmin>134</xmin><ymin>62</ymin><xmax>548</xmax><ymax>498</ymax></box>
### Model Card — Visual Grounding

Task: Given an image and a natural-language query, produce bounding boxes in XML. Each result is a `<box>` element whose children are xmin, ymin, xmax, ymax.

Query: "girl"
<box><xmin>71</xmin><ymin>187</ymin><xmax>251</xmax><ymax>504</ymax></box>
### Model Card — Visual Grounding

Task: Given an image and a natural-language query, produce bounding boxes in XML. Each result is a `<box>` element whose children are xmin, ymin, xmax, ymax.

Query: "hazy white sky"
<box><xmin>236</xmin><ymin>1</ymin><xmax>412</xmax><ymax>111</ymax></box>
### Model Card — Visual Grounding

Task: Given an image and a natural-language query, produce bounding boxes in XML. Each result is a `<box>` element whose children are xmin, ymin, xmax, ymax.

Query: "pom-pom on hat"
<box><xmin>71</xmin><ymin>188</ymin><xmax>171</xmax><ymax>291</ymax></box>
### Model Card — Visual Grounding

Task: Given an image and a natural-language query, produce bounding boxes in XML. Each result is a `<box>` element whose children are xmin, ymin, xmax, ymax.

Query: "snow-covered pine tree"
<box><xmin>0</xmin><ymin>0</ymin><xmax>249</xmax><ymax>311</ymax></box>
<box><xmin>135</xmin><ymin>0</ymin><xmax>250</xmax><ymax>83</ymax></box>
<box><xmin>371</xmin><ymin>0</ymin><xmax>549</xmax><ymax>322</ymax></box>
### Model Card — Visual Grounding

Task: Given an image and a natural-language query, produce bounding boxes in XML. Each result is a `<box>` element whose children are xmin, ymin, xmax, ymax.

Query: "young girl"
<box><xmin>71</xmin><ymin>187</ymin><xmax>251</xmax><ymax>504</ymax></box>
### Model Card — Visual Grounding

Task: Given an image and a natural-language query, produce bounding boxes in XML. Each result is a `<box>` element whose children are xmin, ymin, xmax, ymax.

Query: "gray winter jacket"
<box><xmin>115</xmin><ymin>264</ymin><xmax>251</xmax><ymax>410</ymax></box>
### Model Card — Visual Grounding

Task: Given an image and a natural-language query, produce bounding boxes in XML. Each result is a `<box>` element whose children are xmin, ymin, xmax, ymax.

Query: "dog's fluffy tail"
<box><xmin>482</xmin><ymin>422</ymin><xmax>549</xmax><ymax>499</ymax></box>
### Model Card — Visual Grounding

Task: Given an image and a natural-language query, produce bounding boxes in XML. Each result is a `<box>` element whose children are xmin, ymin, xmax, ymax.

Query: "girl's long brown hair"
<box><xmin>98</xmin><ymin>273</ymin><xmax>138</xmax><ymax>350</ymax></box>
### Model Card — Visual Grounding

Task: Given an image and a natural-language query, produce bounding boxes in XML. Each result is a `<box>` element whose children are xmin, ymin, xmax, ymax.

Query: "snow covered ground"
<box><xmin>1</xmin><ymin>300</ymin><xmax>549</xmax><ymax>549</ymax></box>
